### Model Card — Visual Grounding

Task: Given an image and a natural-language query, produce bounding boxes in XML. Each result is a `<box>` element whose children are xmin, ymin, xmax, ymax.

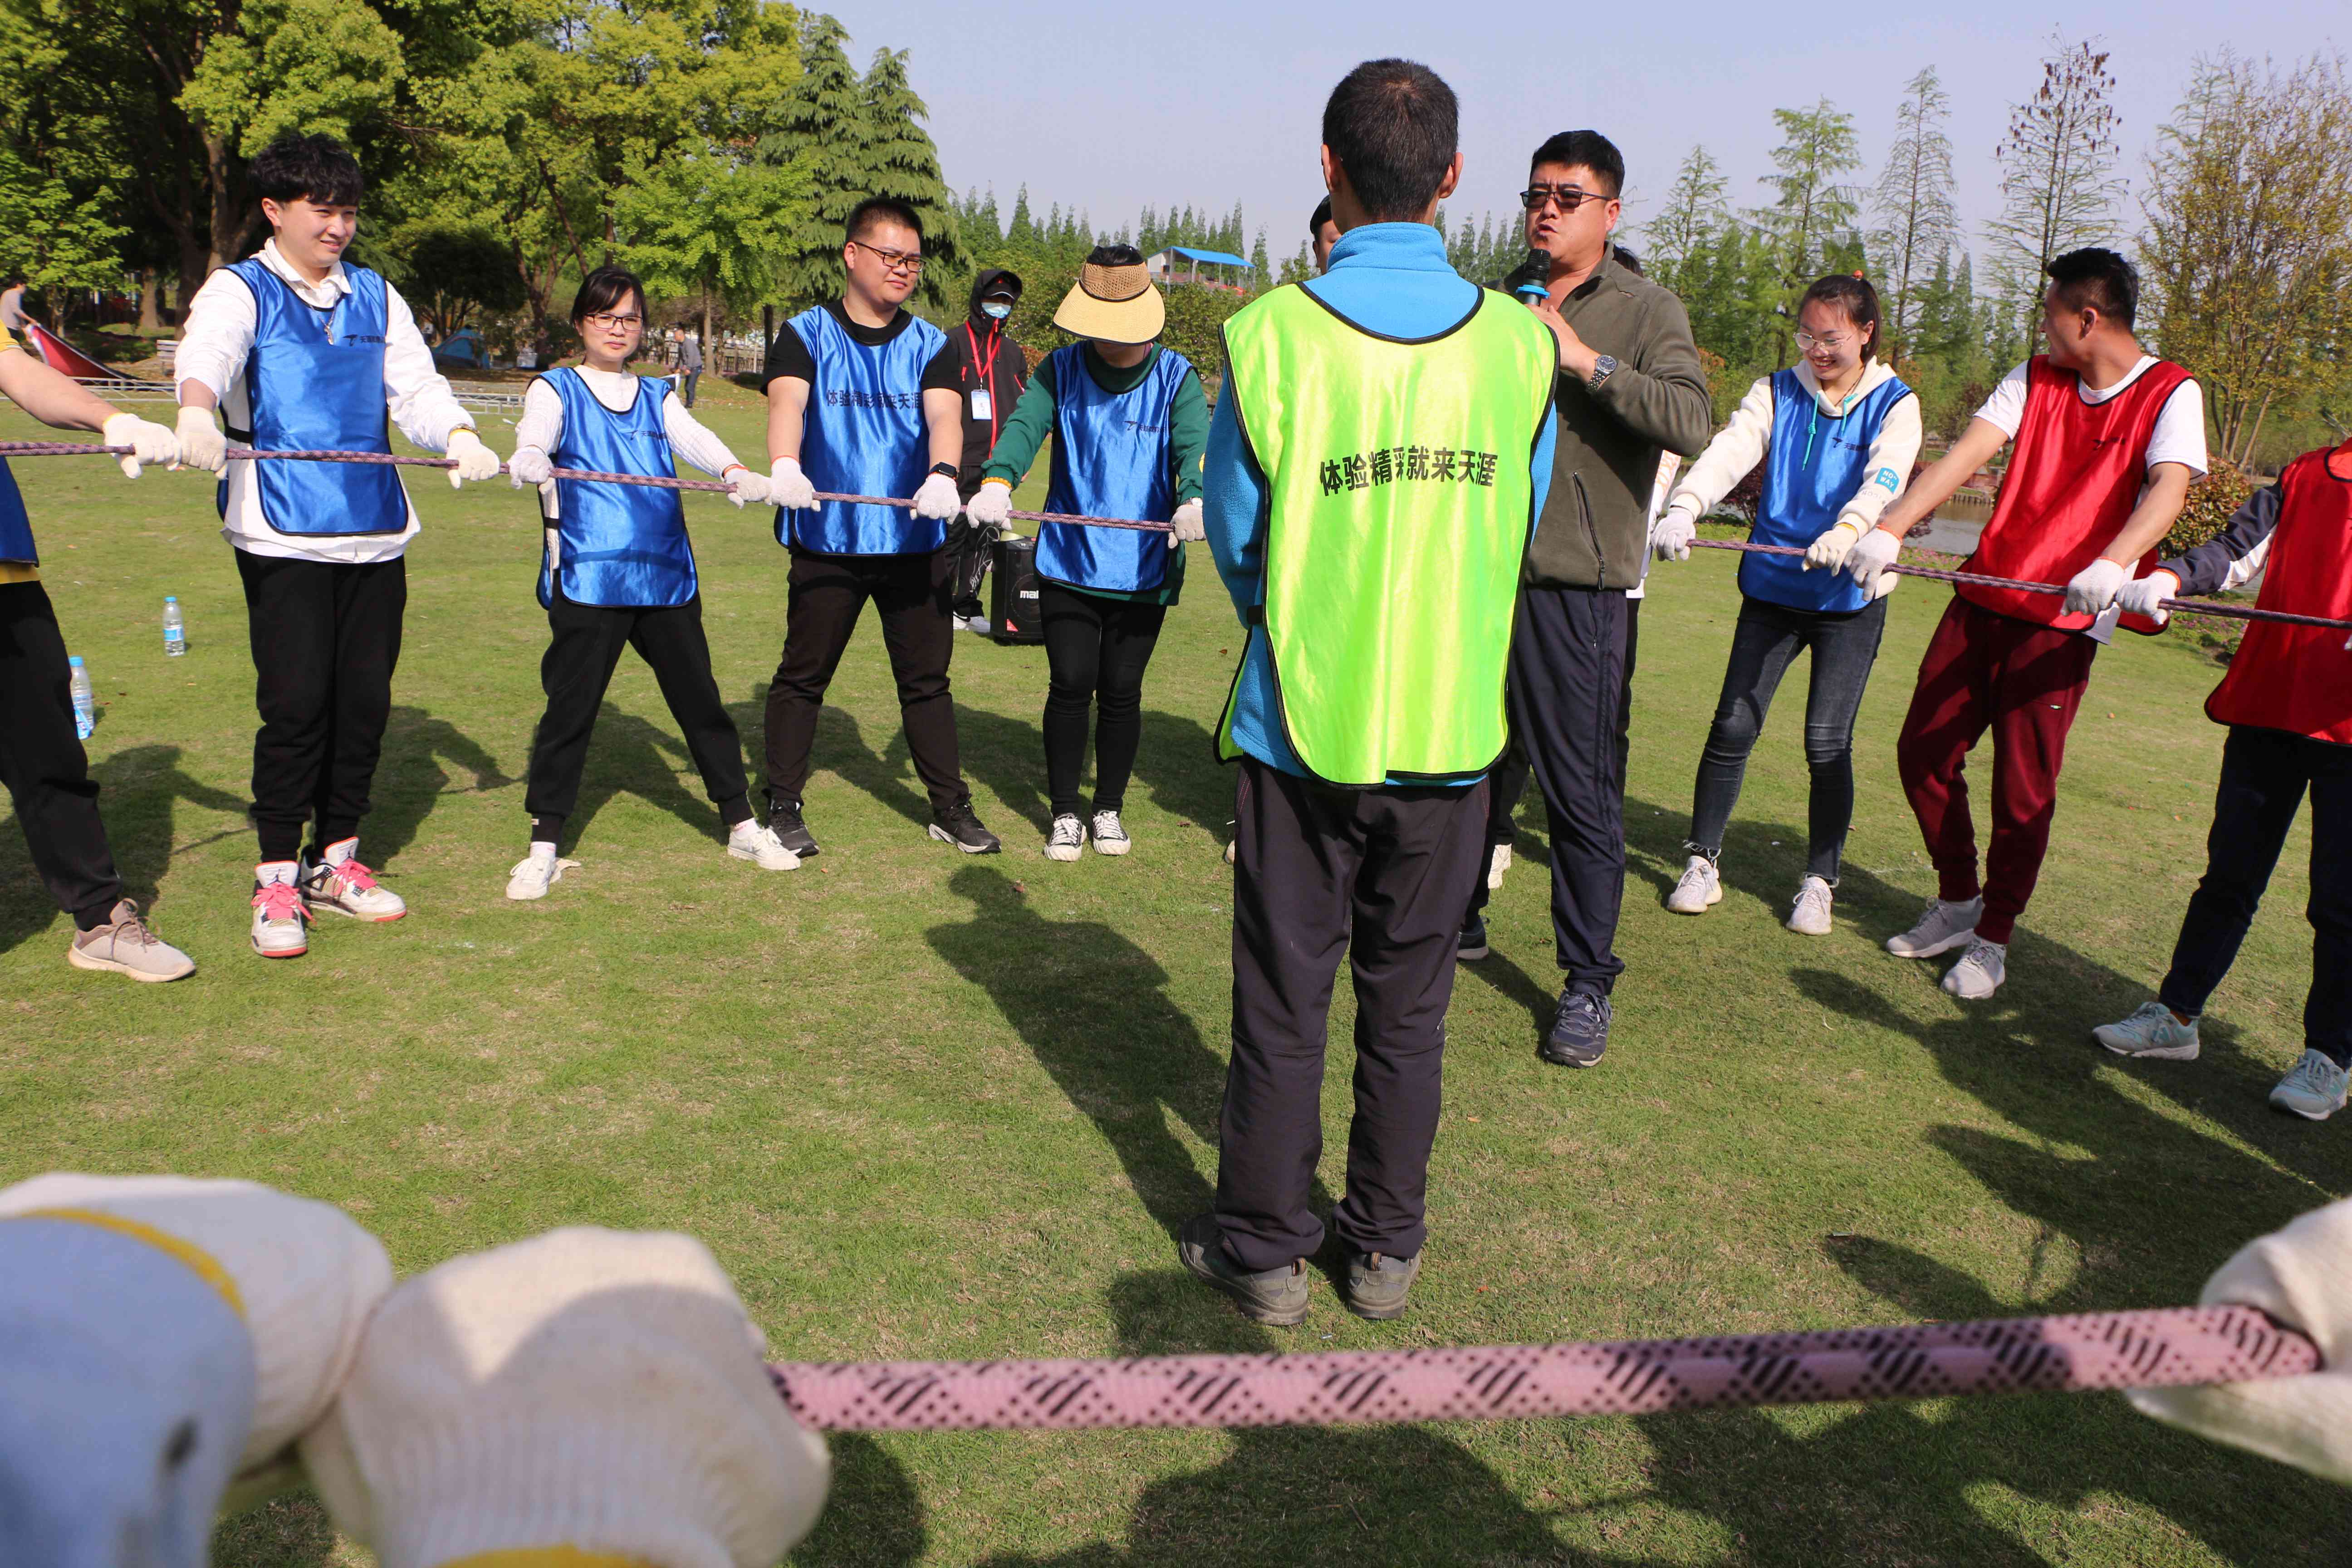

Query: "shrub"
<box><xmin>2163</xmin><ymin>454</ymin><xmax>2260</xmax><ymax>558</ymax></box>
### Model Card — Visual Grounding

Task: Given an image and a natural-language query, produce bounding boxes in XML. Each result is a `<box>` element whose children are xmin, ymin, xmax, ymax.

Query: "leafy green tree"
<box><xmin>1250</xmin><ymin>228</ymin><xmax>1269</xmax><ymax>289</ymax></box>
<box><xmin>1871</xmin><ymin>68</ymin><xmax>1959</xmax><ymax>366</ymax></box>
<box><xmin>377</xmin><ymin>219</ymin><xmax>528</xmax><ymax>340</ymax></box>
<box><xmin>617</xmin><ymin>147</ymin><xmax>805</xmax><ymax>349</ymax></box>
<box><xmin>1987</xmin><ymin>36</ymin><xmax>2124</xmax><ymax>342</ymax></box>
<box><xmin>1643</xmin><ymin>146</ymin><xmax>1729</xmax><ymax>292</ymax></box>
<box><xmin>1750</xmin><ymin>98</ymin><xmax>1863</xmax><ymax>361</ymax></box>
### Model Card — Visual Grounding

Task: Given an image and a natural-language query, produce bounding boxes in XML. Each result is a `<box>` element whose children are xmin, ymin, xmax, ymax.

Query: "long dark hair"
<box><xmin>569</xmin><ymin>265</ymin><xmax>647</xmax><ymax>328</ymax></box>
<box><xmin>1798</xmin><ymin>273</ymin><xmax>1882</xmax><ymax>361</ymax></box>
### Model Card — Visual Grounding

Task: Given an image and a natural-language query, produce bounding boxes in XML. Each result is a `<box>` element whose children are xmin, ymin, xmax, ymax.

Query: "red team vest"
<box><xmin>1960</xmin><ymin>356</ymin><xmax>2195</xmax><ymax>635</ymax></box>
<box><xmin>2205</xmin><ymin>446</ymin><xmax>2352</xmax><ymax>746</ymax></box>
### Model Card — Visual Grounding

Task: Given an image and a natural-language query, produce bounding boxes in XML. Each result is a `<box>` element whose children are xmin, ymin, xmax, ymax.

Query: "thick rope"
<box><xmin>766</xmin><ymin>1304</ymin><xmax>2317</xmax><ymax>1432</ymax></box>
<box><xmin>6</xmin><ymin>441</ymin><xmax>2344</xmax><ymax>631</ymax></box>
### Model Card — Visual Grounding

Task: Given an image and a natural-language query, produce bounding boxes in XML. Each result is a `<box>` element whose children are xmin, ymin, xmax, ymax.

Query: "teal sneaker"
<box><xmin>2095</xmin><ymin>1000</ymin><xmax>2201</xmax><ymax>1062</ymax></box>
<box><xmin>2270</xmin><ymin>1050</ymin><xmax>2351</xmax><ymax>1122</ymax></box>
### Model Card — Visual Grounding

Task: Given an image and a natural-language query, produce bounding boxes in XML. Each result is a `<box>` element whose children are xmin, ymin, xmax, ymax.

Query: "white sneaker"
<box><xmin>1786</xmin><ymin>875</ymin><xmax>1834</xmax><ymax>936</ymax></box>
<box><xmin>1941</xmin><ymin>936</ymin><xmax>2008</xmax><ymax>1000</ymax></box>
<box><xmin>1888</xmin><ymin>895</ymin><xmax>1983</xmax><ymax>958</ymax></box>
<box><xmin>250</xmin><ymin>872</ymin><xmax>309</xmax><ymax>959</ymax></box>
<box><xmin>1487</xmin><ymin>843</ymin><xmax>1513</xmax><ymax>892</ymax></box>
<box><xmin>505</xmin><ymin>846</ymin><xmax>581</xmax><ymax>901</ymax></box>
<box><xmin>1091</xmin><ymin>809</ymin><xmax>1131</xmax><ymax>856</ymax></box>
<box><xmin>1666</xmin><ymin>856</ymin><xmax>1721</xmax><ymax>915</ymax></box>
<box><xmin>727</xmin><ymin>819</ymin><xmax>801</xmax><ymax>870</ymax></box>
<box><xmin>1045</xmin><ymin>813</ymin><xmax>1085</xmax><ymax>861</ymax></box>
<box><xmin>965</xmin><ymin>615</ymin><xmax>993</xmax><ymax>635</ymax></box>
<box><xmin>301</xmin><ymin>839</ymin><xmax>406</xmax><ymax>921</ymax></box>
<box><xmin>2094</xmin><ymin>1000</ymin><xmax>2201</xmax><ymax>1061</ymax></box>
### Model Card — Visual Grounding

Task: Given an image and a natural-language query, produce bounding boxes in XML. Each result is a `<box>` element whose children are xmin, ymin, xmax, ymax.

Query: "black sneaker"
<box><xmin>1178</xmin><ymin>1213</ymin><xmax>1309</xmax><ymax>1326</ymax></box>
<box><xmin>1457</xmin><ymin>915</ymin><xmax>1489</xmax><ymax>962</ymax></box>
<box><xmin>1342</xmin><ymin>1247</ymin><xmax>1421</xmax><ymax>1320</ymax></box>
<box><xmin>1540</xmin><ymin>990</ymin><xmax>1611</xmax><ymax>1068</ymax></box>
<box><xmin>767</xmin><ymin>799</ymin><xmax>819</xmax><ymax>858</ymax></box>
<box><xmin>927</xmin><ymin>802</ymin><xmax>1001</xmax><ymax>855</ymax></box>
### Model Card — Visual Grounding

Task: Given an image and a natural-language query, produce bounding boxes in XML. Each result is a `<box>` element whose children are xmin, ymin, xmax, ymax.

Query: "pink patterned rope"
<box><xmin>5</xmin><ymin>442</ymin><xmax>2343</xmax><ymax>630</ymax></box>
<box><xmin>766</xmin><ymin>1304</ymin><xmax>2317</xmax><ymax>1433</ymax></box>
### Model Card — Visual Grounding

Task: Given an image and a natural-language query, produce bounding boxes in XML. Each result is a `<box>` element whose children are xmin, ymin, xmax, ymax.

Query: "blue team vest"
<box><xmin>536</xmin><ymin>369</ymin><xmax>696</xmax><ymax>609</ymax></box>
<box><xmin>223</xmin><ymin>259</ymin><xmax>407</xmax><ymax>536</ymax></box>
<box><xmin>0</xmin><ymin>460</ymin><xmax>34</xmax><ymax>564</ymax></box>
<box><xmin>780</xmin><ymin>306</ymin><xmax>946</xmax><ymax>556</ymax></box>
<box><xmin>1034</xmin><ymin>345</ymin><xmax>1191</xmax><ymax>594</ymax></box>
<box><xmin>1743</xmin><ymin>369</ymin><xmax>1915</xmax><ymax>613</ymax></box>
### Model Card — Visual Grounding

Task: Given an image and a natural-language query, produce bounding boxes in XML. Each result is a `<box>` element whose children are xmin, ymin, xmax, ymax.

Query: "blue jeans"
<box><xmin>1687</xmin><ymin>593</ymin><xmax>1887</xmax><ymax>883</ymax></box>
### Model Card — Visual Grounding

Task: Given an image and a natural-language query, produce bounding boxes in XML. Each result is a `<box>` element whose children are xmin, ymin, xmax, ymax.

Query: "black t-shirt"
<box><xmin>761</xmin><ymin>300</ymin><xmax>961</xmax><ymax>394</ymax></box>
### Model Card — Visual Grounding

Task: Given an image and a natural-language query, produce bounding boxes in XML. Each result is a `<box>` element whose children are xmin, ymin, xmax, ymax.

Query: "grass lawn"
<box><xmin>4</xmin><ymin>375</ymin><xmax>2347</xmax><ymax>1567</ymax></box>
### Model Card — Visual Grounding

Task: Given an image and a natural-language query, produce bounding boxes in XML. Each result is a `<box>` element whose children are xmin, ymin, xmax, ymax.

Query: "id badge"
<box><xmin>969</xmin><ymin>387</ymin><xmax>993</xmax><ymax>422</ymax></box>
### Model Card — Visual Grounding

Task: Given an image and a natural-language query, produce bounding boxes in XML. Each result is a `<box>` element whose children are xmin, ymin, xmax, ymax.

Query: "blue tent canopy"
<box><xmin>1161</xmin><ymin>247</ymin><xmax>1253</xmax><ymax>268</ymax></box>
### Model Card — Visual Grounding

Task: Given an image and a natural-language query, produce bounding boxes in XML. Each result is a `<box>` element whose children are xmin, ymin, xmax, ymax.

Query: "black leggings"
<box><xmin>1040</xmin><ymin>583</ymin><xmax>1166</xmax><ymax>817</ymax></box>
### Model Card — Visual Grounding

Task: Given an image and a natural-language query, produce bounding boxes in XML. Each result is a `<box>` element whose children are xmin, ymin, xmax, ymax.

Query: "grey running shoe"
<box><xmin>1343</xmin><ymin>1248</ymin><xmax>1421</xmax><ymax>1321</ymax></box>
<box><xmin>2271</xmin><ymin>1050</ymin><xmax>2350</xmax><ymax>1121</ymax></box>
<box><xmin>1941</xmin><ymin>936</ymin><xmax>2007</xmax><ymax>1000</ymax></box>
<box><xmin>1541</xmin><ymin>990</ymin><xmax>1611</xmax><ymax>1068</ymax></box>
<box><xmin>1178</xmin><ymin>1213</ymin><xmax>1308</xmax><ymax>1326</ymax></box>
<box><xmin>1887</xmin><ymin>895</ymin><xmax>1983</xmax><ymax>958</ymax></box>
<box><xmin>2094</xmin><ymin>1000</ymin><xmax>2201</xmax><ymax>1061</ymax></box>
<box><xmin>1786</xmin><ymin>875</ymin><xmax>1834</xmax><ymax>936</ymax></box>
<box><xmin>68</xmin><ymin>900</ymin><xmax>195</xmax><ymax>982</ymax></box>
<box><xmin>928</xmin><ymin>803</ymin><xmax>1002</xmax><ymax>855</ymax></box>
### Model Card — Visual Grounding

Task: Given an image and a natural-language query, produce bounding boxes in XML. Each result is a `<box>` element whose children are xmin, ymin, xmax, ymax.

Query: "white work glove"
<box><xmin>505</xmin><ymin>446</ymin><xmax>553</xmax><ymax>489</ymax></box>
<box><xmin>1844</xmin><ymin>524</ymin><xmax>1901</xmax><ymax>594</ymax></box>
<box><xmin>1170</xmin><ymin>497</ymin><xmax>1206</xmax><ymax>544</ymax></box>
<box><xmin>2065</xmin><ymin>556</ymin><xmax>2132</xmax><ymax>617</ymax></box>
<box><xmin>2117</xmin><ymin>568</ymin><xmax>2180</xmax><ymax>628</ymax></box>
<box><xmin>722</xmin><ymin>466</ymin><xmax>771</xmax><ymax>509</ymax></box>
<box><xmin>769</xmin><ymin>457</ymin><xmax>818</xmax><ymax>511</ymax></box>
<box><xmin>2131</xmin><ymin>1197</ymin><xmax>2352</xmax><ymax>1485</ymax></box>
<box><xmin>101</xmin><ymin>412</ymin><xmax>177</xmax><ymax>479</ymax></box>
<box><xmin>443</xmin><ymin>428</ymin><xmax>500</xmax><ymax>489</ymax></box>
<box><xmin>912</xmin><ymin>470</ymin><xmax>962</xmax><ymax>522</ymax></box>
<box><xmin>0</xmin><ymin>1173</ymin><xmax>393</xmax><ymax>1568</ymax></box>
<box><xmin>174</xmin><ymin>405</ymin><xmax>227</xmax><ymax>474</ymax></box>
<box><xmin>965</xmin><ymin>479</ymin><xmax>1014</xmax><ymax>530</ymax></box>
<box><xmin>301</xmin><ymin>1226</ymin><xmax>830</xmax><ymax>1568</ymax></box>
<box><xmin>1869</xmin><ymin>565</ymin><xmax>1901</xmax><ymax>601</ymax></box>
<box><xmin>1804</xmin><ymin>519</ymin><xmax>1862</xmax><ymax>572</ymax></box>
<box><xmin>1650</xmin><ymin>505</ymin><xmax>1696</xmax><ymax>563</ymax></box>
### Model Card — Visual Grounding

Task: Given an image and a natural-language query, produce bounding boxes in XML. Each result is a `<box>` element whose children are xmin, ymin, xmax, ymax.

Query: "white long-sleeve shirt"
<box><xmin>510</xmin><ymin>368</ymin><xmax>747</xmax><ymax>519</ymax></box>
<box><xmin>175</xmin><ymin>240</ymin><xmax>478</xmax><ymax>564</ymax></box>
<box><xmin>1666</xmin><ymin>360</ymin><xmax>1923</xmax><ymax>538</ymax></box>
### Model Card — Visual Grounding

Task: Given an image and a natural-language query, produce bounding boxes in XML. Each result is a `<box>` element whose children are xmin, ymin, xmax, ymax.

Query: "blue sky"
<box><xmin>836</xmin><ymin>0</ymin><xmax>2342</xmax><ymax>265</ymax></box>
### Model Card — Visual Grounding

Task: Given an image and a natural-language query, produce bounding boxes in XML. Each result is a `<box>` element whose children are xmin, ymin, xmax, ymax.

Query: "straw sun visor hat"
<box><xmin>1053</xmin><ymin>244</ymin><xmax>1165</xmax><ymax>345</ymax></box>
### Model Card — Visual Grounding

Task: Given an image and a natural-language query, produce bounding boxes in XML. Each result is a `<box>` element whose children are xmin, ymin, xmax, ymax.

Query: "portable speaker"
<box><xmin>990</xmin><ymin>534</ymin><xmax>1045</xmax><ymax>644</ymax></box>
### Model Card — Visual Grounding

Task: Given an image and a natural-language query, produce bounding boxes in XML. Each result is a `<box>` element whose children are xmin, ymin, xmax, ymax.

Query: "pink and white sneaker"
<box><xmin>300</xmin><ymin>839</ymin><xmax>407</xmax><ymax>922</ymax></box>
<box><xmin>251</xmin><ymin>874</ymin><xmax>310</xmax><ymax>959</ymax></box>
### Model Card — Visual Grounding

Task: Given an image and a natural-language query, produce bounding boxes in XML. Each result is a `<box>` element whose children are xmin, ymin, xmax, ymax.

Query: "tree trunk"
<box><xmin>701</xmin><ymin>291</ymin><xmax>716</xmax><ymax>378</ymax></box>
<box><xmin>204</xmin><ymin>130</ymin><xmax>240</xmax><ymax>275</ymax></box>
<box><xmin>137</xmin><ymin>270</ymin><xmax>162</xmax><ymax>332</ymax></box>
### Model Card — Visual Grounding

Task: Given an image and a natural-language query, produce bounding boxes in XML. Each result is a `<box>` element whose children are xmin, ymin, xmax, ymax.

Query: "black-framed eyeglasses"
<box><xmin>851</xmin><ymin>240</ymin><xmax>925</xmax><ymax>275</ymax></box>
<box><xmin>1520</xmin><ymin>185</ymin><xmax>1609</xmax><ymax>214</ymax></box>
<box><xmin>583</xmin><ymin>312</ymin><xmax>642</xmax><ymax>332</ymax></box>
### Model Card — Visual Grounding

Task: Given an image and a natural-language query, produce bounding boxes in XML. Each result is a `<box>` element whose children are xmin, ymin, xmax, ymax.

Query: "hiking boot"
<box><xmin>505</xmin><ymin>847</ymin><xmax>580</xmax><ymax>901</ymax></box>
<box><xmin>727</xmin><ymin>819</ymin><xmax>802</xmax><ymax>870</ymax></box>
<box><xmin>68</xmin><ymin>900</ymin><xmax>195</xmax><ymax>982</ymax></box>
<box><xmin>1044</xmin><ymin>813</ymin><xmax>1085</xmax><ymax>862</ymax></box>
<box><xmin>767</xmin><ymin>799</ymin><xmax>819</xmax><ymax>858</ymax></box>
<box><xmin>1486</xmin><ymin>842</ymin><xmax>1513</xmax><ymax>892</ymax></box>
<box><xmin>1541</xmin><ymin>990</ymin><xmax>1611</xmax><ymax>1068</ymax></box>
<box><xmin>1090</xmin><ymin>809</ymin><xmax>1131</xmax><ymax>856</ymax></box>
<box><xmin>1666</xmin><ymin>854</ymin><xmax>1721</xmax><ymax>915</ymax></box>
<box><xmin>1457</xmin><ymin>914</ymin><xmax>1490</xmax><ymax>962</ymax></box>
<box><xmin>2271</xmin><ymin>1050</ymin><xmax>2350</xmax><ymax>1121</ymax></box>
<box><xmin>1887</xmin><ymin>895</ymin><xmax>1982</xmax><ymax>958</ymax></box>
<box><xmin>928</xmin><ymin>802</ymin><xmax>1001</xmax><ymax>855</ymax></box>
<box><xmin>300</xmin><ymin>840</ymin><xmax>406</xmax><ymax>921</ymax></box>
<box><xmin>1178</xmin><ymin>1213</ymin><xmax>1308</xmax><ymax>1327</ymax></box>
<box><xmin>250</xmin><ymin>874</ymin><xmax>309</xmax><ymax>960</ymax></box>
<box><xmin>1941</xmin><ymin>936</ymin><xmax>2008</xmax><ymax>1000</ymax></box>
<box><xmin>2095</xmin><ymin>1000</ymin><xmax>2201</xmax><ymax>1062</ymax></box>
<box><xmin>1786</xmin><ymin>875</ymin><xmax>1834</xmax><ymax>936</ymax></box>
<box><xmin>1343</xmin><ymin>1248</ymin><xmax>1422</xmax><ymax>1321</ymax></box>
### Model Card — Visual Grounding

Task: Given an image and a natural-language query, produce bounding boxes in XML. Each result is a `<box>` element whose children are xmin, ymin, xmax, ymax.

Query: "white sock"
<box><xmin>256</xmin><ymin>860</ymin><xmax>298</xmax><ymax>886</ymax></box>
<box><xmin>528</xmin><ymin>840</ymin><xmax>559</xmax><ymax>858</ymax></box>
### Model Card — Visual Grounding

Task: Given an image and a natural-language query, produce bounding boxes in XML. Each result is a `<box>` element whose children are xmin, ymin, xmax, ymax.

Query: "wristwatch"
<box><xmin>930</xmin><ymin>462</ymin><xmax>960</xmax><ymax>480</ymax></box>
<box><xmin>1588</xmin><ymin>354</ymin><xmax>1618</xmax><ymax>392</ymax></box>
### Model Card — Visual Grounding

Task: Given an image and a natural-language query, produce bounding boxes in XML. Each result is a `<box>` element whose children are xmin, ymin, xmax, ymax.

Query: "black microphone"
<box><xmin>1509</xmin><ymin>248</ymin><xmax>1551</xmax><ymax>300</ymax></box>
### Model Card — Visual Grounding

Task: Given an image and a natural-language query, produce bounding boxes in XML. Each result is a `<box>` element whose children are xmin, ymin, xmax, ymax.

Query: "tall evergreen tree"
<box><xmin>1643</xmin><ymin>145</ymin><xmax>1730</xmax><ymax>291</ymax></box>
<box><xmin>758</xmin><ymin>14</ymin><xmax>871</xmax><ymax>312</ymax></box>
<box><xmin>1750</xmin><ymin>99</ymin><xmax>1863</xmax><ymax>362</ymax></box>
<box><xmin>1871</xmin><ymin>68</ymin><xmax>1960</xmax><ymax>366</ymax></box>
<box><xmin>856</xmin><ymin>45</ymin><xmax>958</xmax><ymax>308</ymax></box>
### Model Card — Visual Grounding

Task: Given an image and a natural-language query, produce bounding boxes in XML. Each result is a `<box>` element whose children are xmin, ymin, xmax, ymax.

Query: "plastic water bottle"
<box><xmin>69</xmin><ymin>656</ymin><xmax>94</xmax><ymax>739</ymax></box>
<box><xmin>163</xmin><ymin>595</ymin><xmax>185</xmax><ymax>657</ymax></box>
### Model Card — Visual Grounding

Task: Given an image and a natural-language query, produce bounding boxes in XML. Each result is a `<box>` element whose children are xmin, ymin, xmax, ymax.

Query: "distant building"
<box><xmin>1146</xmin><ymin>246</ymin><xmax>1254</xmax><ymax>293</ymax></box>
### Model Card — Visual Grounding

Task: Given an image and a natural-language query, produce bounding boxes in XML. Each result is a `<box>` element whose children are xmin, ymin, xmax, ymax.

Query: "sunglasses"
<box><xmin>1520</xmin><ymin>185</ymin><xmax>1611</xmax><ymax>214</ymax></box>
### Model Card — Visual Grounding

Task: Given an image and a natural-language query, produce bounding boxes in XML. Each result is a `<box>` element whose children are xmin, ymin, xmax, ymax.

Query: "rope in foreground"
<box><xmin>765</xmin><ymin>1304</ymin><xmax>2318</xmax><ymax>1432</ymax></box>
<box><xmin>10</xmin><ymin>441</ymin><xmax>2346</xmax><ymax>631</ymax></box>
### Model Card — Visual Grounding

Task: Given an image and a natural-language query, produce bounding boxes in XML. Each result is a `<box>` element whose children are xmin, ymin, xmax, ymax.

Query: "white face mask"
<box><xmin>981</xmin><ymin>300</ymin><xmax>1013</xmax><ymax>320</ymax></box>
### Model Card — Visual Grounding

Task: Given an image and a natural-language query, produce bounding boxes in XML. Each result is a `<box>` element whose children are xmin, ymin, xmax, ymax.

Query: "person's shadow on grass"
<box><xmin>362</xmin><ymin>705</ymin><xmax>514</xmax><ymax>867</ymax></box>
<box><xmin>734</xmin><ymin>688</ymin><xmax>934</xmax><ymax>832</ymax></box>
<box><xmin>560</xmin><ymin>706</ymin><xmax>750</xmax><ymax>850</ymax></box>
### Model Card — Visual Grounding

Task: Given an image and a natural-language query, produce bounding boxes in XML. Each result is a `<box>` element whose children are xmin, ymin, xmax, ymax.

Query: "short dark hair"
<box><xmin>1612</xmin><ymin>245</ymin><xmax>1643</xmax><ymax>276</ymax></box>
<box><xmin>1798</xmin><ymin>273</ymin><xmax>1882</xmax><ymax>358</ymax></box>
<box><xmin>1321</xmin><ymin>59</ymin><xmax>1459</xmax><ymax>223</ymax></box>
<box><xmin>845</xmin><ymin>196</ymin><xmax>924</xmax><ymax>247</ymax></box>
<box><xmin>1310</xmin><ymin>195</ymin><xmax>1333</xmax><ymax>236</ymax></box>
<box><xmin>1529</xmin><ymin>130</ymin><xmax>1624</xmax><ymax>200</ymax></box>
<box><xmin>2044</xmin><ymin>247</ymin><xmax>2138</xmax><ymax>328</ymax></box>
<box><xmin>250</xmin><ymin>132</ymin><xmax>364</xmax><ymax>208</ymax></box>
<box><xmin>569</xmin><ymin>265</ymin><xmax>647</xmax><ymax>328</ymax></box>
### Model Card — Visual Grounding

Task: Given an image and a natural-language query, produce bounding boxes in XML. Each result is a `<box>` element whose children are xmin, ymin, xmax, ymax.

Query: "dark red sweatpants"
<box><xmin>1895</xmin><ymin>596</ymin><xmax>2099</xmax><ymax>945</ymax></box>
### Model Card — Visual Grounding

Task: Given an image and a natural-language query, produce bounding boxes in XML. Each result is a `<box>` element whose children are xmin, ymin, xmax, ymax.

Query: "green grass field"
<box><xmin>3</xmin><ymin>377</ymin><xmax>2346</xmax><ymax>1566</ymax></box>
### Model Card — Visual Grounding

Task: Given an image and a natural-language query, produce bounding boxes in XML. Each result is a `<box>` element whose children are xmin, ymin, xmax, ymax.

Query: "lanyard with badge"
<box><xmin>964</xmin><ymin>323</ymin><xmax>1004</xmax><ymax>441</ymax></box>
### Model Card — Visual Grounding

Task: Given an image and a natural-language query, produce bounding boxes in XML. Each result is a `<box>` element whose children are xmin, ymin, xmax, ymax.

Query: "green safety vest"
<box><xmin>1217</xmin><ymin>284</ymin><xmax>1555</xmax><ymax>786</ymax></box>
